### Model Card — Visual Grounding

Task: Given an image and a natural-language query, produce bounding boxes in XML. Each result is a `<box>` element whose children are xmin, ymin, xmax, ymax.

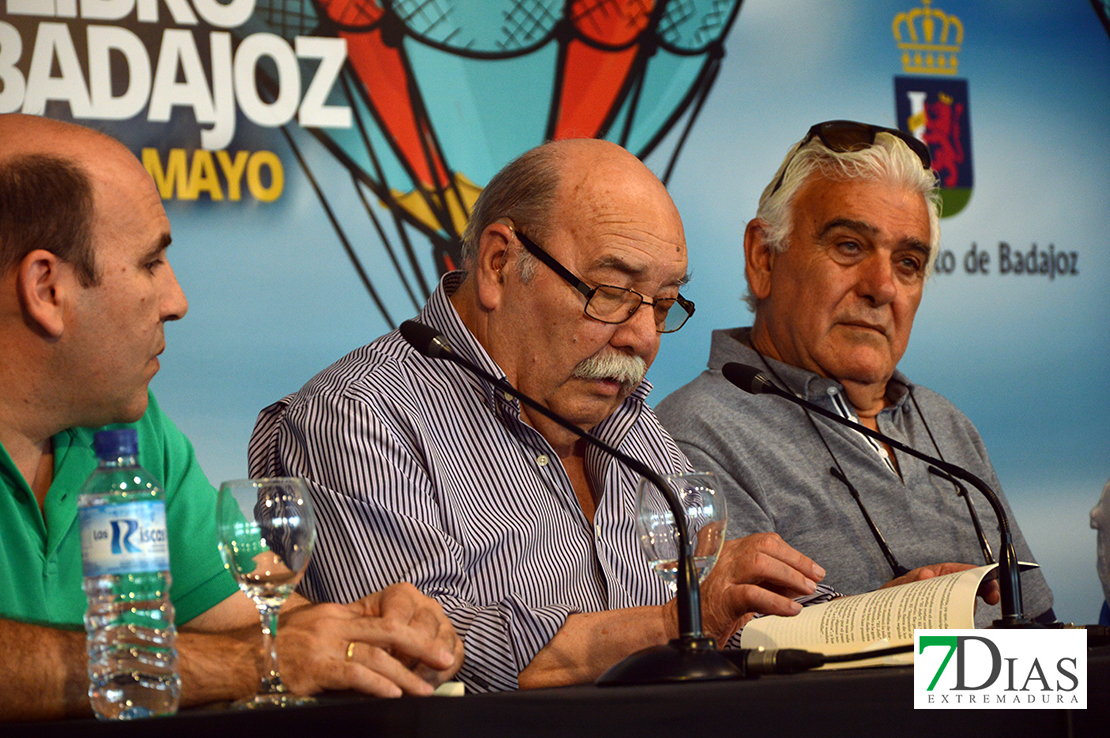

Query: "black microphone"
<box><xmin>404</xmin><ymin>321</ymin><xmax>453</xmax><ymax>359</ymax></box>
<box><xmin>721</xmin><ymin>361</ymin><xmax>1035</xmax><ymax>628</ymax></box>
<box><xmin>399</xmin><ymin>320</ymin><xmax>740</xmax><ymax>683</ymax></box>
<box><xmin>724</xmin><ymin>643</ymin><xmax>913</xmax><ymax>675</ymax></box>
<box><xmin>727</xmin><ymin>363</ymin><xmax>776</xmax><ymax>395</ymax></box>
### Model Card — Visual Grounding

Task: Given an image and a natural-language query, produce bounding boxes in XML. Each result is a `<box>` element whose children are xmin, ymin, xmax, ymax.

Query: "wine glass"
<box><xmin>636</xmin><ymin>472</ymin><xmax>727</xmax><ymax>596</ymax></box>
<box><xmin>216</xmin><ymin>477</ymin><xmax>317</xmax><ymax>708</ymax></box>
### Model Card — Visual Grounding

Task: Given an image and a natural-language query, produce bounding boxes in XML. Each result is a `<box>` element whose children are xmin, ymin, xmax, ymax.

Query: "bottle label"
<box><xmin>80</xmin><ymin>501</ymin><xmax>170</xmax><ymax>576</ymax></box>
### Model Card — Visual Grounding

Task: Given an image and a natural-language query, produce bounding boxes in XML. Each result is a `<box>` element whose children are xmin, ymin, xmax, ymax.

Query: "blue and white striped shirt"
<box><xmin>248</xmin><ymin>272</ymin><xmax>687</xmax><ymax>692</ymax></box>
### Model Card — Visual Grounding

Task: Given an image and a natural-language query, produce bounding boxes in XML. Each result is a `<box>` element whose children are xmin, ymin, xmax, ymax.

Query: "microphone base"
<box><xmin>596</xmin><ymin>637</ymin><xmax>742</xmax><ymax>686</ymax></box>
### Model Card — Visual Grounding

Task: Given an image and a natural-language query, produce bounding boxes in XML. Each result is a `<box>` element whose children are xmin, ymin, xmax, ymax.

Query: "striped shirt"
<box><xmin>828</xmin><ymin>390</ymin><xmax>899</xmax><ymax>475</ymax></box>
<box><xmin>248</xmin><ymin>272</ymin><xmax>687</xmax><ymax>692</ymax></box>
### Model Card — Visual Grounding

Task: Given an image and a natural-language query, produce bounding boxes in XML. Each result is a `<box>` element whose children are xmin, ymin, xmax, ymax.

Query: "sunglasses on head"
<box><xmin>769</xmin><ymin>120</ymin><xmax>933</xmax><ymax>196</ymax></box>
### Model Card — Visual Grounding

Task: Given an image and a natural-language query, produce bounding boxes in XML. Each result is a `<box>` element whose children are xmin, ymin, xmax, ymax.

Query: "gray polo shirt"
<box><xmin>656</xmin><ymin>327</ymin><xmax>1054</xmax><ymax>625</ymax></box>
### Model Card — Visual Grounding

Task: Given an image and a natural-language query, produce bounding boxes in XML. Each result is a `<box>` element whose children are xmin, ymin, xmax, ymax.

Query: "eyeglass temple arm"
<box><xmin>829</xmin><ymin>466</ymin><xmax>909</xmax><ymax>578</ymax></box>
<box><xmin>511</xmin><ymin>228</ymin><xmax>594</xmax><ymax>300</ymax></box>
<box><xmin>928</xmin><ymin>465</ymin><xmax>996</xmax><ymax>565</ymax></box>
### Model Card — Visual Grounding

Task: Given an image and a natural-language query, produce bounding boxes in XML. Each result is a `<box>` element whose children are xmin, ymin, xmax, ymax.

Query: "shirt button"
<box><xmin>536</xmin><ymin>454</ymin><xmax>549</xmax><ymax>467</ymax></box>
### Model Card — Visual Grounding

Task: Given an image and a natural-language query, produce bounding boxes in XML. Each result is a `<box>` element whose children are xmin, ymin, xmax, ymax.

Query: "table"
<box><xmin>15</xmin><ymin>646</ymin><xmax>1109</xmax><ymax>737</ymax></box>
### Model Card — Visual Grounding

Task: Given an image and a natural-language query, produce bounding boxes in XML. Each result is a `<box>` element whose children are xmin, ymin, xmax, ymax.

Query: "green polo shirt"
<box><xmin>0</xmin><ymin>393</ymin><xmax>239</xmax><ymax>628</ymax></box>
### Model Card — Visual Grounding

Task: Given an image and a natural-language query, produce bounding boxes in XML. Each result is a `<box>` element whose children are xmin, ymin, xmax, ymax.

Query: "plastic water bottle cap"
<box><xmin>92</xmin><ymin>429</ymin><xmax>138</xmax><ymax>460</ymax></box>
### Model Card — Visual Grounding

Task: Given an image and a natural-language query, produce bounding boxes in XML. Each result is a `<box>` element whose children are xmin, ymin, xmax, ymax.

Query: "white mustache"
<box><xmin>572</xmin><ymin>351</ymin><xmax>647</xmax><ymax>390</ymax></box>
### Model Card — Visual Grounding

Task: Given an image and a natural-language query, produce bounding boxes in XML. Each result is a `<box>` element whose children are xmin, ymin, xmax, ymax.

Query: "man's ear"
<box><xmin>17</xmin><ymin>250</ymin><xmax>70</xmax><ymax>338</ymax></box>
<box><xmin>474</xmin><ymin>221</ymin><xmax>515</xmax><ymax>311</ymax></box>
<box><xmin>744</xmin><ymin>219</ymin><xmax>775</xmax><ymax>303</ymax></box>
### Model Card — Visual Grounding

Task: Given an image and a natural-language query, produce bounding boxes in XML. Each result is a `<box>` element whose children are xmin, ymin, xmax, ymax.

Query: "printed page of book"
<box><xmin>739</xmin><ymin>564</ymin><xmax>1000</xmax><ymax>669</ymax></box>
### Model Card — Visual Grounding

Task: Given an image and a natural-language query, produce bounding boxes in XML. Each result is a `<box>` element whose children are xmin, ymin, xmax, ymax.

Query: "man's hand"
<box><xmin>685</xmin><ymin>532</ymin><xmax>826</xmax><ymax>643</ymax></box>
<box><xmin>880</xmin><ymin>562</ymin><xmax>1001</xmax><ymax>605</ymax></box>
<box><xmin>276</xmin><ymin>583</ymin><xmax>463</xmax><ymax>698</ymax></box>
<box><xmin>347</xmin><ymin>582</ymin><xmax>464</xmax><ymax>687</ymax></box>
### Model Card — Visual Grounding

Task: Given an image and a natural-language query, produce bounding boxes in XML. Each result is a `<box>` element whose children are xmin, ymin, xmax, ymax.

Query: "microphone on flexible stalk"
<box><xmin>399</xmin><ymin>320</ymin><xmax>740</xmax><ymax>683</ymax></box>
<box><xmin>721</xmin><ymin>362</ymin><xmax>1036</xmax><ymax>628</ymax></box>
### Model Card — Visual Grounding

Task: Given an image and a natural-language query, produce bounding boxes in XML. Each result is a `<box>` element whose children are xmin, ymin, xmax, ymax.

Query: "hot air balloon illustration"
<box><xmin>240</xmin><ymin>0</ymin><xmax>744</xmax><ymax>327</ymax></box>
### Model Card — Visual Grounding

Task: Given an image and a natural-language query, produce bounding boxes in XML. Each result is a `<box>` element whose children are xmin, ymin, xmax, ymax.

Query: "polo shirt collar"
<box><xmin>709</xmin><ymin>326</ymin><xmax>915</xmax><ymax>413</ymax></box>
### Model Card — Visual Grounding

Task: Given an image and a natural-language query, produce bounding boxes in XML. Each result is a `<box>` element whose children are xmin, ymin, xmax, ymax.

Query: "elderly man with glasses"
<box><xmin>657</xmin><ymin>121</ymin><xmax>1055</xmax><ymax>626</ymax></box>
<box><xmin>249</xmin><ymin>138</ymin><xmax>826</xmax><ymax>692</ymax></box>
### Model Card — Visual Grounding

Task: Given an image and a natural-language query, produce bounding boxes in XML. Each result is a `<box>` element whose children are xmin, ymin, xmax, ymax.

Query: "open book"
<box><xmin>739</xmin><ymin>563</ymin><xmax>1036</xmax><ymax>669</ymax></box>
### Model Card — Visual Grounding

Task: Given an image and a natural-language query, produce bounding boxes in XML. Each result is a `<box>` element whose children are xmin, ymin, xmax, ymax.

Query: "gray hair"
<box><xmin>744</xmin><ymin>131</ymin><xmax>941</xmax><ymax>311</ymax></box>
<box><xmin>460</xmin><ymin>142</ymin><xmax>563</xmax><ymax>280</ymax></box>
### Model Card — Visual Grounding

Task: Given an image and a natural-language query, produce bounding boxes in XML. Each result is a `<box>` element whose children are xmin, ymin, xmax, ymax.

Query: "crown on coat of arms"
<box><xmin>893</xmin><ymin>0</ymin><xmax>963</xmax><ymax>76</ymax></box>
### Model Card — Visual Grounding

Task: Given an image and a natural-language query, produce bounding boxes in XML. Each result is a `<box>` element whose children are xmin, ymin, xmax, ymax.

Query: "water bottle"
<box><xmin>78</xmin><ymin>429</ymin><xmax>180</xmax><ymax>719</ymax></box>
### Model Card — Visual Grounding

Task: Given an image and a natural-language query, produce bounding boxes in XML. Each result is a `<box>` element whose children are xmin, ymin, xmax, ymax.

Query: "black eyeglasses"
<box><xmin>511</xmin><ymin>228</ymin><xmax>695</xmax><ymax>333</ymax></box>
<box><xmin>769</xmin><ymin>119</ymin><xmax>933</xmax><ymax>197</ymax></box>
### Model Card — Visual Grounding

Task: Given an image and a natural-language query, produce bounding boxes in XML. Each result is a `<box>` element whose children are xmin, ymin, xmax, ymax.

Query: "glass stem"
<box><xmin>257</xmin><ymin>604</ymin><xmax>287</xmax><ymax>694</ymax></box>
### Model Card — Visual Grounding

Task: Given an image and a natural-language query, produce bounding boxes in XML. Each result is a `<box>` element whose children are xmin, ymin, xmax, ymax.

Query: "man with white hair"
<box><xmin>657</xmin><ymin>120</ymin><xmax>1054</xmax><ymax>625</ymax></box>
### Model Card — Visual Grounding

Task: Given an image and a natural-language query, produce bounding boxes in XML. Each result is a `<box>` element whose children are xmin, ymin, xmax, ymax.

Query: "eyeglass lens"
<box><xmin>587</xmin><ymin>287</ymin><xmax>690</xmax><ymax>333</ymax></box>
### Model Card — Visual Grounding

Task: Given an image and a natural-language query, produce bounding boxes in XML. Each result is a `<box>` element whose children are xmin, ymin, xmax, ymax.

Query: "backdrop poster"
<box><xmin>2</xmin><ymin>0</ymin><xmax>1107</xmax><ymax>625</ymax></box>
